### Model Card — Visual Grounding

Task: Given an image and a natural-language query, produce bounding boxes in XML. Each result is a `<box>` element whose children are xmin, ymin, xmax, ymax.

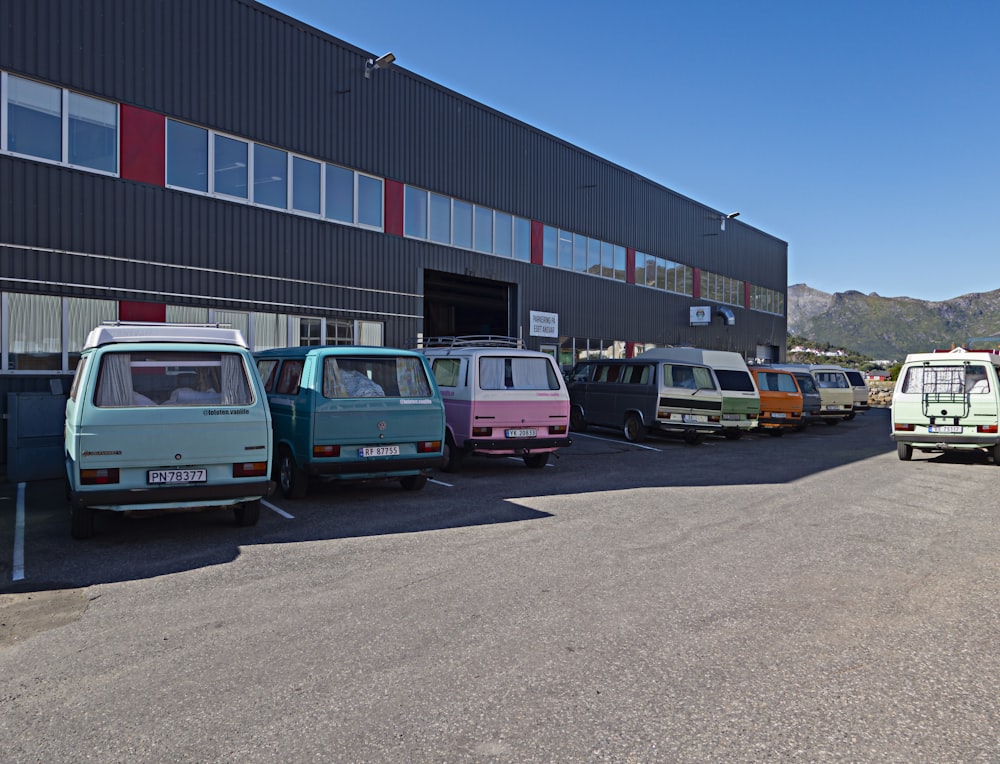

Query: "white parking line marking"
<box><xmin>13</xmin><ymin>482</ymin><xmax>25</xmax><ymax>581</ymax></box>
<box><xmin>572</xmin><ymin>432</ymin><xmax>663</xmax><ymax>452</ymax></box>
<box><xmin>262</xmin><ymin>500</ymin><xmax>294</xmax><ymax>519</ymax></box>
<box><xmin>429</xmin><ymin>478</ymin><xmax>453</xmax><ymax>487</ymax></box>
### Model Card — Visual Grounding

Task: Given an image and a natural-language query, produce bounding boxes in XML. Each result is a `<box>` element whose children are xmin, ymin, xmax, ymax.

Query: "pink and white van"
<box><xmin>419</xmin><ymin>336</ymin><xmax>571</xmax><ymax>471</ymax></box>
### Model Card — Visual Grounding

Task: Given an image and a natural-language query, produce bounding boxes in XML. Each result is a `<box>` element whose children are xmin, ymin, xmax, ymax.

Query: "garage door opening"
<box><xmin>424</xmin><ymin>270</ymin><xmax>514</xmax><ymax>338</ymax></box>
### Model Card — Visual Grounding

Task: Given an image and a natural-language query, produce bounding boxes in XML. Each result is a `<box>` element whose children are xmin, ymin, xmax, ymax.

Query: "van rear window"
<box><xmin>714</xmin><ymin>369</ymin><xmax>756</xmax><ymax>392</ymax></box>
<box><xmin>95</xmin><ymin>351</ymin><xmax>253</xmax><ymax>407</ymax></box>
<box><xmin>900</xmin><ymin>364</ymin><xmax>991</xmax><ymax>395</ymax></box>
<box><xmin>479</xmin><ymin>356</ymin><xmax>561</xmax><ymax>391</ymax></box>
<box><xmin>323</xmin><ymin>356</ymin><xmax>431</xmax><ymax>398</ymax></box>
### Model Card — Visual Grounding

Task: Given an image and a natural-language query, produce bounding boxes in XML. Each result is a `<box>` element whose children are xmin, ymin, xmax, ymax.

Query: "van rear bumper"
<box><xmin>71</xmin><ymin>480</ymin><xmax>275</xmax><ymax>509</ymax></box>
<box><xmin>465</xmin><ymin>437</ymin><xmax>572</xmax><ymax>452</ymax></box>
<box><xmin>307</xmin><ymin>455</ymin><xmax>444</xmax><ymax>476</ymax></box>
<box><xmin>891</xmin><ymin>433</ymin><xmax>1000</xmax><ymax>447</ymax></box>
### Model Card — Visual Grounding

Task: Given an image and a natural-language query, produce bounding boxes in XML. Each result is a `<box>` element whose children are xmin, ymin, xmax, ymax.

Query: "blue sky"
<box><xmin>266</xmin><ymin>0</ymin><xmax>999</xmax><ymax>302</ymax></box>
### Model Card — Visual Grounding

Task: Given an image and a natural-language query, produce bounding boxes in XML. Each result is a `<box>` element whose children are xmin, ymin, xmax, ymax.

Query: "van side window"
<box><xmin>593</xmin><ymin>364</ymin><xmax>619</xmax><ymax>383</ymax></box>
<box><xmin>431</xmin><ymin>358</ymin><xmax>461</xmax><ymax>388</ymax></box>
<box><xmin>479</xmin><ymin>357</ymin><xmax>561</xmax><ymax>390</ymax></box>
<box><xmin>257</xmin><ymin>359</ymin><xmax>278</xmax><ymax>392</ymax></box>
<box><xmin>622</xmin><ymin>365</ymin><xmax>650</xmax><ymax>384</ymax></box>
<box><xmin>276</xmin><ymin>360</ymin><xmax>303</xmax><ymax>394</ymax></box>
<box><xmin>95</xmin><ymin>351</ymin><xmax>252</xmax><ymax>407</ymax></box>
<box><xmin>966</xmin><ymin>364</ymin><xmax>991</xmax><ymax>394</ymax></box>
<box><xmin>69</xmin><ymin>357</ymin><xmax>87</xmax><ymax>402</ymax></box>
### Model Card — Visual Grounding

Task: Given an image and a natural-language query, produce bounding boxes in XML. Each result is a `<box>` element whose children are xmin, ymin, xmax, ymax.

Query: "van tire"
<box><xmin>570</xmin><ymin>407</ymin><xmax>588</xmax><ymax>432</ymax></box>
<box><xmin>523</xmin><ymin>453</ymin><xmax>549</xmax><ymax>469</ymax></box>
<box><xmin>400</xmin><ymin>475</ymin><xmax>428</xmax><ymax>490</ymax></box>
<box><xmin>623</xmin><ymin>414</ymin><xmax>645</xmax><ymax>443</ymax></box>
<box><xmin>897</xmin><ymin>442</ymin><xmax>913</xmax><ymax>461</ymax></box>
<box><xmin>683</xmin><ymin>430</ymin><xmax>703</xmax><ymax>445</ymax></box>
<box><xmin>993</xmin><ymin>444</ymin><xmax>1000</xmax><ymax>465</ymax></box>
<box><xmin>70</xmin><ymin>505</ymin><xmax>96</xmax><ymax>540</ymax></box>
<box><xmin>442</xmin><ymin>435</ymin><xmax>465</xmax><ymax>473</ymax></box>
<box><xmin>234</xmin><ymin>499</ymin><xmax>261</xmax><ymax>526</ymax></box>
<box><xmin>278</xmin><ymin>448</ymin><xmax>309</xmax><ymax>499</ymax></box>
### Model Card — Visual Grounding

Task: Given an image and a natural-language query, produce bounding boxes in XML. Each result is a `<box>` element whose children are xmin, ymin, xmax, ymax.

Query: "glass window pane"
<box><xmin>601</xmin><ymin>241</ymin><xmax>613</xmax><ymax>279</ymax></box>
<box><xmin>7</xmin><ymin>76</ymin><xmax>62</xmax><ymax>162</ymax></box>
<box><xmin>614</xmin><ymin>245</ymin><xmax>626</xmax><ymax>281</ymax></box>
<box><xmin>494</xmin><ymin>212</ymin><xmax>512</xmax><ymax>256</ymax></box>
<box><xmin>513</xmin><ymin>217</ymin><xmax>531</xmax><ymax>262</ymax></box>
<box><xmin>558</xmin><ymin>230</ymin><xmax>573</xmax><ymax>270</ymax></box>
<box><xmin>474</xmin><ymin>206</ymin><xmax>493</xmax><ymax>253</ymax></box>
<box><xmin>166</xmin><ymin>120</ymin><xmax>208</xmax><ymax>192</ymax></box>
<box><xmin>543</xmin><ymin>225</ymin><xmax>557</xmax><ymax>266</ymax></box>
<box><xmin>254</xmin><ymin>144</ymin><xmax>287</xmax><ymax>208</ymax></box>
<box><xmin>67</xmin><ymin>298</ymin><xmax>116</xmax><ymax>357</ymax></box>
<box><xmin>214</xmin><ymin>310</ymin><xmax>249</xmax><ymax>339</ymax></box>
<box><xmin>292</xmin><ymin>156</ymin><xmax>321</xmax><ymax>214</ymax></box>
<box><xmin>166</xmin><ymin>305</ymin><xmax>209</xmax><ymax>323</ymax></box>
<box><xmin>214</xmin><ymin>135</ymin><xmax>248</xmax><ymax>198</ymax></box>
<box><xmin>404</xmin><ymin>186</ymin><xmax>428</xmax><ymax>238</ymax></box>
<box><xmin>587</xmin><ymin>238</ymin><xmax>601</xmax><ymax>275</ymax></box>
<box><xmin>326</xmin><ymin>318</ymin><xmax>353</xmax><ymax>345</ymax></box>
<box><xmin>298</xmin><ymin>317</ymin><xmax>322</xmax><ymax>346</ymax></box>
<box><xmin>357</xmin><ymin>174</ymin><xmax>383</xmax><ymax>228</ymax></box>
<box><xmin>429</xmin><ymin>193</ymin><xmax>451</xmax><ymax>243</ymax></box>
<box><xmin>8</xmin><ymin>293</ymin><xmax>61</xmax><ymax>371</ymax></box>
<box><xmin>453</xmin><ymin>201</ymin><xmax>472</xmax><ymax>248</ymax></box>
<box><xmin>325</xmin><ymin>164</ymin><xmax>354</xmax><ymax>222</ymax></box>
<box><xmin>68</xmin><ymin>92</ymin><xmax>117</xmax><ymax>173</ymax></box>
<box><xmin>252</xmin><ymin>312</ymin><xmax>288</xmax><ymax>351</ymax></box>
<box><xmin>573</xmin><ymin>234</ymin><xmax>587</xmax><ymax>272</ymax></box>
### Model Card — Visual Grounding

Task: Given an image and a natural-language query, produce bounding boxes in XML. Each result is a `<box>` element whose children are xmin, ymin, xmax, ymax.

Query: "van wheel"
<box><xmin>897</xmin><ymin>442</ymin><xmax>913</xmax><ymax>461</ymax></box>
<box><xmin>570</xmin><ymin>407</ymin><xmax>588</xmax><ymax>432</ymax></box>
<box><xmin>523</xmin><ymin>453</ymin><xmax>549</xmax><ymax>469</ymax></box>
<box><xmin>70</xmin><ymin>505</ymin><xmax>96</xmax><ymax>540</ymax></box>
<box><xmin>400</xmin><ymin>475</ymin><xmax>428</xmax><ymax>491</ymax></box>
<box><xmin>234</xmin><ymin>499</ymin><xmax>261</xmax><ymax>526</ymax></box>
<box><xmin>846</xmin><ymin>411</ymin><xmax>857</xmax><ymax>421</ymax></box>
<box><xmin>442</xmin><ymin>435</ymin><xmax>465</xmax><ymax>473</ymax></box>
<box><xmin>278</xmin><ymin>448</ymin><xmax>309</xmax><ymax>499</ymax></box>
<box><xmin>682</xmin><ymin>430</ymin><xmax>703</xmax><ymax>445</ymax></box>
<box><xmin>623</xmin><ymin>414</ymin><xmax>645</xmax><ymax>443</ymax></box>
<box><xmin>992</xmin><ymin>444</ymin><xmax>1000</xmax><ymax>465</ymax></box>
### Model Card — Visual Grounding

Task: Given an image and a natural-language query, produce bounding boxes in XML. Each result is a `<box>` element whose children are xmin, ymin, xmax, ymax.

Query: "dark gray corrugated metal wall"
<box><xmin>0</xmin><ymin>0</ymin><xmax>787</xmax><ymax>356</ymax></box>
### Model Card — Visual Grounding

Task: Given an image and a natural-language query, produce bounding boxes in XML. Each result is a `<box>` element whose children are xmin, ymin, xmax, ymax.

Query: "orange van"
<box><xmin>748</xmin><ymin>367</ymin><xmax>804</xmax><ymax>436</ymax></box>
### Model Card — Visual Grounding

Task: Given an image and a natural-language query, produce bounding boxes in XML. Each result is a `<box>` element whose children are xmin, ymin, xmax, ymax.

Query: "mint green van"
<box><xmin>255</xmin><ymin>346</ymin><xmax>445</xmax><ymax>499</ymax></box>
<box><xmin>65</xmin><ymin>324</ymin><xmax>274</xmax><ymax>539</ymax></box>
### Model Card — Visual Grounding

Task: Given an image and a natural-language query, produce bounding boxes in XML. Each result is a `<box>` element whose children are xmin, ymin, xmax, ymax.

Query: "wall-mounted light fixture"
<box><xmin>365</xmin><ymin>52</ymin><xmax>396</xmax><ymax>79</ymax></box>
<box><xmin>720</xmin><ymin>211</ymin><xmax>740</xmax><ymax>231</ymax></box>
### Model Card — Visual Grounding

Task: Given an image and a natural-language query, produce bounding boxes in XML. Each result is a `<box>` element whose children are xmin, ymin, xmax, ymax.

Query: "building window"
<box><xmin>429</xmin><ymin>193</ymin><xmax>451</xmax><ymax>244</ymax></box>
<box><xmin>494</xmin><ymin>212</ymin><xmax>512</xmax><ymax>257</ymax></box>
<box><xmin>404</xmin><ymin>186</ymin><xmax>428</xmax><ymax>238</ymax></box>
<box><xmin>474</xmin><ymin>206</ymin><xmax>493</xmax><ymax>253</ymax></box>
<box><xmin>357</xmin><ymin>174</ymin><xmax>383</xmax><ymax>228</ymax></box>
<box><xmin>166</xmin><ymin>121</ymin><xmax>208</xmax><ymax>192</ymax></box>
<box><xmin>325</xmin><ymin>163</ymin><xmax>354</xmax><ymax>222</ymax></box>
<box><xmin>214</xmin><ymin>134</ymin><xmax>248</xmax><ymax>198</ymax></box>
<box><xmin>513</xmin><ymin>217</ymin><xmax>531</xmax><ymax>262</ymax></box>
<box><xmin>6</xmin><ymin>76</ymin><xmax>62</xmax><ymax>162</ymax></box>
<box><xmin>68</xmin><ymin>92</ymin><xmax>117</xmax><ymax>173</ymax></box>
<box><xmin>327</xmin><ymin>319</ymin><xmax>353</xmax><ymax>345</ymax></box>
<box><xmin>452</xmin><ymin>200</ymin><xmax>472</xmax><ymax>248</ymax></box>
<box><xmin>253</xmin><ymin>144</ymin><xmax>287</xmax><ymax>208</ymax></box>
<box><xmin>7</xmin><ymin>293</ymin><xmax>62</xmax><ymax>371</ymax></box>
<box><xmin>292</xmin><ymin>156</ymin><xmax>321</xmax><ymax>215</ymax></box>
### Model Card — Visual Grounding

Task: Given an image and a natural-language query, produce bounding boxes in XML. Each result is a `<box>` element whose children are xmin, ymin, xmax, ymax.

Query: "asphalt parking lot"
<box><xmin>2</xmin><ymin>409</ymin><xmax>999</xmax><ymax>762</ymax></box>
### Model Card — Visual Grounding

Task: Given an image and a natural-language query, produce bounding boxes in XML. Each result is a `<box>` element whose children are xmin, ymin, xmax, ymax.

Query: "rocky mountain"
<box><xmin>787</xmin><ymin>284</ymin><xmax>1000</xmax><ymax>361</ymax></box>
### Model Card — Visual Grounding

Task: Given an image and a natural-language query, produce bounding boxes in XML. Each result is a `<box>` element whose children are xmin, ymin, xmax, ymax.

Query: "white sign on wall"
<box><xmin>689</xmin><ymin>306</ymin><xmax>711</xmax><ymax>326</ymax></box>
<box><xmin>529</xmin><ymin>310</ymin><xmax>559</xmax><ymax>338</ymax></box>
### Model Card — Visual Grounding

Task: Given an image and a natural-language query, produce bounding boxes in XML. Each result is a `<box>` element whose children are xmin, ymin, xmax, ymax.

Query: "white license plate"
<box><xmin>359</xmin><ymin>446</ymin><xmax>401</xmax><ymax>457</ymax></box>
<box><xmin>771</xmin><ymin>412</ymin><xmax>786</xmax><ymax>419</ymax></box>
<box><xmin>928</xmin><ymin>426</ymin><xmax>962</xmax><ymax>433</ymax></box>
<box><xmin>681</xmin><ymin>414</ymin><xmax>706</xmax><ymax>423</ymax></box>
<box><xmin>148</xmin><ymin>469</ymin><xmax>207</xmax><ymax>484</ymax></box>
<box><xmin>722</xmin><ymin>414</ymin><xmax>742</xmax><ymax>421</ymax></box>
<box><xmin>505</xmin><ymin>429</ymin><xmax>537</xmax><ymax>438</ymax></box>
<box><xmin>825</xmin><ymin>405</ymin><xmax>841</xmax><ymax>411</ymax></box>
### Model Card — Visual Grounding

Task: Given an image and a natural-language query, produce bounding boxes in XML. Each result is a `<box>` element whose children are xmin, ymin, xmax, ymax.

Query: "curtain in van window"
<box><xmin>220</xmin><ymin>354</ymin><xmax>252</xmax><ymax>405</ymax></box>
<box><xmin>511</xmin><ymin>358</ymin><xmax>556</xmax><ymax>390</ymax></box>
<box><xmin>323</xmin><ymin>358</ymin><xmax>348</xmax><ymax>398</ymax></box>
<box><xmin>480</xmin><ymin>358</ymin><xmax>506</xmax><ymax>389</ymax></box>
<box><xmin>96</xmin><ymin>353</ymin><xmax>133</xmax><ymax>407</ymax></box>
<box><xmin>396</xmin><ymin>357</ymin><xmax>431</xmax><ymax>397</ymax></box>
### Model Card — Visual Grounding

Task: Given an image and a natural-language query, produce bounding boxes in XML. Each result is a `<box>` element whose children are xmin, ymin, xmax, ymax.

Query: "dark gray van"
<box><xmin>567</xmin><ymin>358</ymin><xmax>723</xmax><ymax>444</ymax></box>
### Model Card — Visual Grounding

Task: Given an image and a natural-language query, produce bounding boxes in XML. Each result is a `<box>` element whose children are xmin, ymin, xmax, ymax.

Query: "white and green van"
<box><xmin>636</xmin><ymin>347</ymin><xmax>759</xmax><ymax>438</ymax></box>
<box><xmin>65</xmin><ymin>323</ymin><xmax>274</xmax><ymax>539</ymax></box>
<box><xmin>891</xmin><ymin>347</ymin><xmax>1000</xmax><ymax>462</ymax></box>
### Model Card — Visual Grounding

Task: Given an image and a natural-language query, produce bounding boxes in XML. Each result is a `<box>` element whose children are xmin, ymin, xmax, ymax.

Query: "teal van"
<box><xmin>65</xmin><ymin>323</ymin><xmax>274</xmax><ymax>539</ymax></box>
<box><xmin>255</xmin><ymin>346</ymin><xmax>445</xmax><ymax>498</ymax></box>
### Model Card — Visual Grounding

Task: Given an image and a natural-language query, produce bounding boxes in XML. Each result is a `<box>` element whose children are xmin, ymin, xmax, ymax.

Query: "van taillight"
<box><xmin>417</xmin><ymin>440</ymin><xmax>441</xmax><ymax>453</ymax></box>
<box><xmin>978</xmin><ymin>425</ymin><xmax>998</xmax><ymax>434</ymax></box>
<box><xmin>894</xmin><ymin>423</ymin><xmax>916</xmax><ymax>432</ymax></box>
<box><xmin>472</xmin><ymin>427</ymin><xmax>491</xmax><ymax>437</ymax></box>
<box><xmin>709</xmin><ymin>416</ymin><xmax>720</xmax><ymax>423</ymax></box>
<box><xmin>550</xmin><ymin>424</ymin><xmax>568</xmax><ymax>435</ymax></box>
<box><xmin>313</xmin><ymin>445</ymin><xmax>341</xmax><ymax>458</ymax></box>
<box><xmin>80</xmin><ymin>468</ymin><xmax>119</xmax><ymax>485</ymax></box>
<box><xmin>233</xmin><ymin>462</ymin><xmax>268</xmax><ymax>478</ymax></box>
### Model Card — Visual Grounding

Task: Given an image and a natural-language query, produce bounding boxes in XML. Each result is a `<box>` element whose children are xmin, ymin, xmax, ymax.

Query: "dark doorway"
<box><xmin>424</xmin><ymin>270</ymin><xmax>514</xmax><ymax>337</ymax></box>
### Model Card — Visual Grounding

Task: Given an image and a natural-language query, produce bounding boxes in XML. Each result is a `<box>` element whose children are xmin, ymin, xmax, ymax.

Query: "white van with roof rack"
<box><xmin>64</xmin><ymin>322</ymin><xmax>274</xmax><ymax>538</ymax></box>
<box><xmin>416</xmin><ymin>336</ymin><xmax>571</xmax><ymax>471</ymax></box>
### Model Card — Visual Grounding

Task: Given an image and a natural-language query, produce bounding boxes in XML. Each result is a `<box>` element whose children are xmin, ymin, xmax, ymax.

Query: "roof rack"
<box><xmin>416</xmin><ymin>335</ymin><xmax>524</xmax><ymax>349</ymax></box>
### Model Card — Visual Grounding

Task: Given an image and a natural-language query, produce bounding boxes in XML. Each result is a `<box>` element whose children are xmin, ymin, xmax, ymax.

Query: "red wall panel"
<box><xmin>120</xmin><ymin>105</ymin><xmax>165</xmax><ymax>186</ymax></box>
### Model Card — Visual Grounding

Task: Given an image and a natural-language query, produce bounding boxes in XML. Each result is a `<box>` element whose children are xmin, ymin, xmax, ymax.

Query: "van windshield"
<box><xmin>813</xmin><ymin>372</ymin><xmax>849</xmax><ymax>389</ymax></box>
<box><xmin>714</xmin><ymin>369</ymin><xmax>756</xmax><ymax>392</ymax></box>
<box><xmin>95</xmin><ymin>351</ymin><xmax>253</xmax><ymax>407</ymax></box>
<box><xmin>323</xmin><ymin>356</ymin><xmax>431</xmax><ymax>398</ymax></box>
<box><xmin>479</xmin><ymin>356</ymin><xmax>561</xmax><ymax>390</ymax></box>
<box><xmin>757</xmin><ymin>372</ymin><xmax>798</xmax><ymax>393</ymax></box>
